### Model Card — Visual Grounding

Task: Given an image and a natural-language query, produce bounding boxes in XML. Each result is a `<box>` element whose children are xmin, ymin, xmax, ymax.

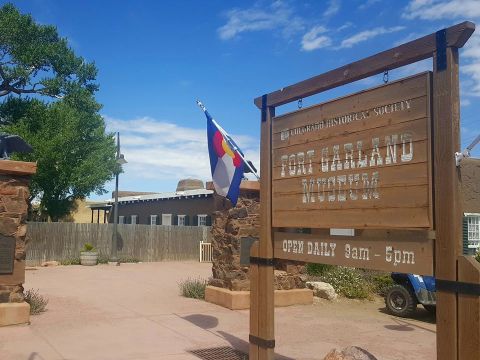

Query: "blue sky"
<box><xmin>11</xmin><ymin>0</ymin><xmax>480</xmax><ymax>199</ymax></box>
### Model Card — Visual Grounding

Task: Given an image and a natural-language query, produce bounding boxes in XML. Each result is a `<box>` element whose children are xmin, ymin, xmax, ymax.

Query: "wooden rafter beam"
<box><xmin>254</xmin><ymin>21</ymin><xmax>475</xmax><ymax>109</ymax></box>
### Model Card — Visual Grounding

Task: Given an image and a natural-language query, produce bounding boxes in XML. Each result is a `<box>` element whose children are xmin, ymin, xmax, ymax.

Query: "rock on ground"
<box><xmin>306</xmin><ymin>281</ymin><xmax>337</xmax><ymax>300</ymax></box>
<box><xmin>41</xmin><ymin>261</ymin><xmax>59</xmax><ymax>267</ymax></box>
<box><xmin>323</xmin><ymin>346</ymin><xmax>378</xmax><ymax>360</ymax></box>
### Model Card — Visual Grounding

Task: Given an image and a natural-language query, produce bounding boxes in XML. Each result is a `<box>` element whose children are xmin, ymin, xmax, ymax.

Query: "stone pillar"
<box><xmin>209</xmin><ymin>181</ymin><xmax>307</xmax><ymax>291</ymax></box>
<box><xmin>0</xmin><ymin>160</ymin><xmax>36</xmax><ymax>326</ymax></box>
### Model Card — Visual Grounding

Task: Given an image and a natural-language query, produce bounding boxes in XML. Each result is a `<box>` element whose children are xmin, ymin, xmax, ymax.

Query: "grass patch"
<box><xmin>60</xmin><ymin>257</ymin><xmax>80</xmax><ymax>265</ymax></box>
<box><xmin>179</xmin><ymin>278</ymin><xmax>207</xmax><ymax>299</ymax></box>
<box><xmin>24</xmin><ymin>289</ymin><xmax>48</xmax><ymax>315</ymax></box>
<box><xmin>118</xmin><ymin>257</ymin><xmax>140</xmax><ymax>263</ymax></box>
<box><xmin>89</xmin><ymin>254</ymin><xmax>140</xmax><ymax>264</ymax></box>
<box><xmin>97</xmin><ymin>254</ymin><xmax>110</xmax><ymax>264</ymax></box>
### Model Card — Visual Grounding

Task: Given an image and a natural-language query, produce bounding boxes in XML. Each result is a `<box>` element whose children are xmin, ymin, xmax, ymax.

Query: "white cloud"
<box><xmin>337</xmin><ymin>22</ymin><xmax>353</xmax><ymax>32</ymax></box>
<box><xmin>359</xmin><ymin>0</ymin><xmax>381</xmax><ymax>10</ymax></box>
<box><xmin>324</xmin><ymin>0</ymin><xmax>341</xmax><ymax>18</ymax></box>
<box><xmin>218</xmin><ymin>1</ymin><xmax>304</xmax><ymax>40</ymax></box>
<box><xmin>401</xmin><ymin>2</ymin><xmax>480</xmax><ymax>97</ymax></box>
<box><xmin>301</xmin><ymin>26</ymin><xmax>332</xmax><ymax>51</ymax></box>
<box><xmin>103</xmin><ymin>116</ymin><xmax>260</xmax><ymax>184</ymax></box>
<box><xmin>462</xmin><ymin>33</ymin><xmax>480</xmax><ymax>96</ymax></box>
<box><xmin>339</xmin><ymin>26</ymin><xmax>405</xmax><ymax>48</ymax></box>
<box><xmin>403</xmin><ymin>0</ymin><xmax>480</xmax><ymax>20</ymax></box>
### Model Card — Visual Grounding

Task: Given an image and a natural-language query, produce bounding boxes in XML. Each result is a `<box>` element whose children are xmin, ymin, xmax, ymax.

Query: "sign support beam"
<box><xmin>249</xmin><ymin>101</ymin><xmax>275</xmax><ymax>359</ymax></box>
<box><xmin>252</xmin><ymin>21</ymin><xmax>477</xmax><ymax>360</ymax></box>
<box><xmin>432</xmin><ymin>45</ymin><xmax>462</xmax><ymax>360</ymax></box>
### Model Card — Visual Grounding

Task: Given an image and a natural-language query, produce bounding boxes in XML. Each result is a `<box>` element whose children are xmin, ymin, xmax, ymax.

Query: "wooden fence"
<box><xmin>26</xmin><ymin>222</ymin><xmax>211</xmax><ymax>266</ymax></box>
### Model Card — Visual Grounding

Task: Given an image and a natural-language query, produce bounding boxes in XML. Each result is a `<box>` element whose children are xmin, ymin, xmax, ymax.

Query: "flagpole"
<box><xmin>196</xmin><ymin>100</ymin><xmax>260</xmax><ymax>180</ymax></box>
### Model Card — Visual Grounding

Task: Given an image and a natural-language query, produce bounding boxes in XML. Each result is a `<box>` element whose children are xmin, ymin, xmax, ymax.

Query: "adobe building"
<box><xmin>461</xmin><ymin>158</ymin><xmax>480</xmax><ymax>254</ymax></box>
<box><xmin>88</xmin><ymin>179</ymin><xmax>230</xmax><ymax>226</ymax></box>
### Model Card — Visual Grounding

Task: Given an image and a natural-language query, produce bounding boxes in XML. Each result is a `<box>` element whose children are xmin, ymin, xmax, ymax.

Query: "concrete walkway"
<box><xmin>0</xmin><ymin>262</ymin><xmax>436</xmax><ymax>359</ymax></box>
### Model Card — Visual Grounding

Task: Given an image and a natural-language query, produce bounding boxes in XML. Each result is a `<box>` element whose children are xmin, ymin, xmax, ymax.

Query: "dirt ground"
<box><xmin>0</xmin><ymin>262</ymin><xmax>436</xmax><ymax>359</ymax></box>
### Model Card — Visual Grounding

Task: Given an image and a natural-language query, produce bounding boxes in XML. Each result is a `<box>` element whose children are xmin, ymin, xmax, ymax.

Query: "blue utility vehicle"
<box><xmin>385</xmin><ymin>273</ymin><xmax>436</xmax><ymax>317</ymax></box>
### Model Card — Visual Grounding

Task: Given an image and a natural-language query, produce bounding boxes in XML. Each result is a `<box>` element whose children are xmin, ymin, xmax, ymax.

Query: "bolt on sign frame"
<box><xmin>249</xmin><ymin>21</ymin><xmax>479</xmax><ymax>360</ymax></box>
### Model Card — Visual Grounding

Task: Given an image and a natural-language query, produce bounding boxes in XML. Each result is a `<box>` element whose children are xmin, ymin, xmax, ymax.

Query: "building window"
<box><xmin>467</xmin><ymin>215</ymin><xmax>480</xmax><ymax>248</ymax></box>
<box><xmin>162</xmin><ymin>214</ymin><xmax>172</xmax><ymax>226</ymax></box>
<box><xmin>178</xmin><ymin>215</ymin><xmax>186</xmax><ymax>226</ymax></box>
<box><xmin>119</xmin><ymin>216</ymin><xmax>125</xmax><ymax>224</ymax></box>
<box><xmin>198</xmin><ymin>214</ymin><xmax>207</xmax><ymax>226</ymax></box>
<box><xmin>131</xmin><ymin>215</ymin><xmax>137</xmax><ymax>224</ymax></box>
<box><xmin>150</xmin><ymin>215</ymin><xmax>157</xmax><ymax>226</ymax></box>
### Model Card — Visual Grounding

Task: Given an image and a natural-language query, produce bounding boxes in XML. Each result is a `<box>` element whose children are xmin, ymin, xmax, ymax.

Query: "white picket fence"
<box><xmin>199</xmin><ymin>241</ymin><xmax>213</xmax><ymax>263</ymax></box>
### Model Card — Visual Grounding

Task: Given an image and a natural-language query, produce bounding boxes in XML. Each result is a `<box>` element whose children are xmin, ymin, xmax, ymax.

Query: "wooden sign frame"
<box><xmin>250</xmin><ymin>21</ymin><xmax>479</xmax><ymax>360</ymax></box>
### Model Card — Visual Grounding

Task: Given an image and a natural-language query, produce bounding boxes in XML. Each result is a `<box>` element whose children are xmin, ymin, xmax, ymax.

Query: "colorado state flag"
<box><xmin>205</xmin><ymin>110</ymin><xmax>244</xmax><ymax>206</ymax></box>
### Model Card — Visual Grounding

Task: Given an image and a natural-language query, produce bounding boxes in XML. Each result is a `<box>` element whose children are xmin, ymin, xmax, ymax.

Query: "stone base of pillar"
<box><xmin>0</xmin><ymin>302</ymin><xmax>30</xmax><ymax>327</ymax></box>
<box><xmin>205</xmin><ymin>286</ymin><xmax>313</xmax><ymax>310</ymax></box>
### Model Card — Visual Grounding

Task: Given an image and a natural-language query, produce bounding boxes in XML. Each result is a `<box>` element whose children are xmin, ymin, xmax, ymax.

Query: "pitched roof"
<box><xmin>87</xmin><ymin>188</ymin><xmax>214</xmax><ymax>208</ymax></box>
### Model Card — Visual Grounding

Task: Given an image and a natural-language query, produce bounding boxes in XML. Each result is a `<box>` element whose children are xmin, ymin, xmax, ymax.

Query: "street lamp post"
<box><xmin>111</xmin><ymin>132</ymin><xmax>127</xmax><ymax>264</ymax></box>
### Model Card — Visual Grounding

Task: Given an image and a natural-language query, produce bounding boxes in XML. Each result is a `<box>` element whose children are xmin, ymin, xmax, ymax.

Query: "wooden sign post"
<box><xmin>250</xmin><ymin>21</ymin><xmax>479</xmax><ymax>360</ymax></box>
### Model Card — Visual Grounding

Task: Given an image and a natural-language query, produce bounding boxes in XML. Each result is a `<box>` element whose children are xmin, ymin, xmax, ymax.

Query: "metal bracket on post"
<box><xmin>250</xmin><ymin>256</ymin><xmax>275</xmax><ymax>266</ymax></box>
<box><xmin>455</xmin><ymin>134</ymin><xmax>480</xmax><ymax>166</ymax></box>
<box><xmin>437</xmin><ymin>279</ymin><xmax>480</xmax><ymax>296</ymax></box>
<box><xmin>249</xmin><ymin>334</ymin><xmax>275</xmax><ymax>349</ymax></box>
<box><xmin>455</xmin><ymin>151</ymin><xmax>466</xmax><ymax>166</ymax></box>
<box><xmin>436</xmin><ymin>29</ymin><xmax>447</xmax><ymax>72</ymax></box>
<box><xmin>261</xmin><ymin>94</ymin><xmax>268</xmax><ymax>122</ymax></box>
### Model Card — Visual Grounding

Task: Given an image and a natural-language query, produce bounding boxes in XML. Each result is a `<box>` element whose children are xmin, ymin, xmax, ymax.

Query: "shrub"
<box><xmin>475</xmin><ymin>250</ymin><xmax>480</xmax><ymax>264</ymax></box>
<box><xmin>95</xmin><ymin>254</ymin><xmax>140</xmax><ymax>264</ymax></box>
<box><xmin>321</xmin><ymin>266</ymin><xmax>371</xmax><ymax>299</ymax></box>
<box><xmin>83</xmin><ymin>243</ymin><xmax>95</xmax><ymax>252</ymax></box>
<box><xmin>306</xmin><ymin>263</ymin><xmax>333</xmax><ymax>276</ymax></box>
<box><xmin>60</xmin><ymin>257</ymin><xmax>80</xmax><ymax>265</ymax></box>
<box><xmin>371</xmin><ymin>273</ymin><xmax>395</xmax><ymax>296</ymax></box>
<box><xmin>24</xmin><ymin>289</ymin><xmax>48</xmax><ymax>315</ymax></box>
<box><xmin>97</xmin><ymin>254</ymin><xmax>110</xmax><ymax>264</ymax></box>
<box><xmin>179</xmin><ymin>278</ymin><xmax>207</xmax><ymax>299</ymax></box>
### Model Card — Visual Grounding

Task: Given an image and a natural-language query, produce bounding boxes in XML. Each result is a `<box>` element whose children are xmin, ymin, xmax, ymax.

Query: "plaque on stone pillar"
<box><xmin>0</xmin><ymin>235</ymin><xmax>15</xmax><ymax>274</ymax></box>
<box><xmin>240</xmin><ymin>236</ymin><xmax>257</xmax><ymax>266</ymax></box>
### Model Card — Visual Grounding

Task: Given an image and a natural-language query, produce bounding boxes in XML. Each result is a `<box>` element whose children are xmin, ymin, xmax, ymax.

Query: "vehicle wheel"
<box><xmin>423</xmin><ymin>305</ymin><xmax>436</xmax><ymax>314</ymax></box>
<box><xmin>385</xmin><ymin>284</ymin><xmax>417</xmax><ymax>317</ymax></box>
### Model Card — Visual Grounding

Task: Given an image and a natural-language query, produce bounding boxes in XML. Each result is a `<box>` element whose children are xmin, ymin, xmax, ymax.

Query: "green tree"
<box><xmin>0</xmin><ymin>3</ymin><xmax>97</xmax><ymax>99</ymax></box>
<box><xmin>0</xmin><ymin>92</ymin><xmax>117</xmax><ymax>221</ymax></box>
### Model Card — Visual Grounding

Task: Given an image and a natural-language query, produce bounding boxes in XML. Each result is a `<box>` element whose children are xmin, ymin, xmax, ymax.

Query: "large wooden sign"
<box><xmin>272</xmin><ymin>72</ymin><xmax>432</xmax><ymax>229</ymax></box>
<box><xmin>250</xmin><ymin>22</ymin><xmax>478</xmax><ymax>360</ymax></box>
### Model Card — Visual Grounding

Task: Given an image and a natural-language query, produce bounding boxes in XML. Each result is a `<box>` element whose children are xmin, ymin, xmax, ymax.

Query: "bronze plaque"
<box><xmin>274</xmin><ymin>231</ymin><xmax>434</xmax><ymax>275</ymax></box>
<box><xmin>0</xmin><ymin>235</ymin><xmax>15</xmax><ymax>275</ymax></box>
<box><xmin>271</xmin><ymin>73</ymin><xmax>433</xmax><ymax>229</ymax></box>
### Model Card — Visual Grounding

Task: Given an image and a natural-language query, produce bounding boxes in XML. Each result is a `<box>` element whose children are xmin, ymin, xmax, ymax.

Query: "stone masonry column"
<box><xmin>205</xmin><ymin>181</ymin><xmax>312</xmax><ymax>309</ymax></box>
<box><xmin>0</xmin><ymin>160</ymin><xmax>36</xmax><ymax>326</ymax></box>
